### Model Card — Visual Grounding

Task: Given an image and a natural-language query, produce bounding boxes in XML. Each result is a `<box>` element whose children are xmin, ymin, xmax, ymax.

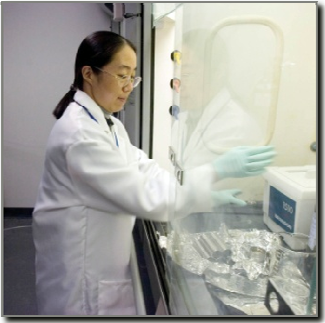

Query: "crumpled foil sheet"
<box><xmin>166</xmin><ymin>231</ymin><xmax>211</xmax><ymax>275</ymax></box>
<box><xmin>229</xmin><ymin>229</ymin><xmax>282</xmax><ymax>280</ymax></box>
<box><xmin>164</xmin><ymin>225</ymin><xmax>314</xmax><ymax>315</ymax></box>
<box><xmin>165</xmin><ymin>225</ymin><xmax>282</xmax><ymax>279</ymax></box>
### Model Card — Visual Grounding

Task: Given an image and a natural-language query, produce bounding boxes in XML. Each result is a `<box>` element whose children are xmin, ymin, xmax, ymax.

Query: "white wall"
<box><xmin>2</xmin><ymin>3</ymin><xmax>112</xmax><ymax>207</ymax></box>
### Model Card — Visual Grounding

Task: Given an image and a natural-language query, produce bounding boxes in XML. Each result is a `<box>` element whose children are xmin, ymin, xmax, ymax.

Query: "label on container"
<box><xmin>268</xmin><ymin>186</ymin><xmax>296</xmax><ymax>233</ymax></box>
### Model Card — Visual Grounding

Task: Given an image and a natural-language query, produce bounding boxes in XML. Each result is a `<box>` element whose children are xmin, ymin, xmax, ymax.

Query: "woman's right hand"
<box><xmin>212</xmin><ymin>146</ymin><xmax>276</xmax><ymax>180</ymax></box>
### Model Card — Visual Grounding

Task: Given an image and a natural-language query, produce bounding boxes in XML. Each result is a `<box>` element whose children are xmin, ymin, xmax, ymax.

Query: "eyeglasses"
<box><xmin>94</xmin><ymin>67</ymin><xmax>142</xmax><ymax>88</ymax></box>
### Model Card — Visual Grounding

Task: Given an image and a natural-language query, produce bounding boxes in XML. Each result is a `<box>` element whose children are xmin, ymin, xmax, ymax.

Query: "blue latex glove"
<box><xmin>213</xmin><ymin>146</ymin><xmax>276</xmax><ymax>180</ymax></box>
<box><xmin>212</xmin><ymin>189</ymin><xmax>246</xmax><ymax>208</ymax></box>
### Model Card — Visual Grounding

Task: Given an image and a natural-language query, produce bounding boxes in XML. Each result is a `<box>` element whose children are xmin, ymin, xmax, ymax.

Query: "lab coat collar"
<box><xmin>73</xmin><ymin>90</ymin><xmax>109</xmax><ymax>131</ymax></box>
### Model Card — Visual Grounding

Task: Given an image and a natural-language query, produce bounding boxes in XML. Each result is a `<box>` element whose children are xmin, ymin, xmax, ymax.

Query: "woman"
<box><xmin>32</xmin><ymin>31</ymin><xmax>274</xmax><ymax>315</ymax></box>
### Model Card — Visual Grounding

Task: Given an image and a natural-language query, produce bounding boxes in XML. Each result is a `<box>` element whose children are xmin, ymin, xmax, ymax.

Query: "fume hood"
<box><xmin>136</xmin><ymin>2</ymin><xmax>317</xmax><ymax>316</ymax></box>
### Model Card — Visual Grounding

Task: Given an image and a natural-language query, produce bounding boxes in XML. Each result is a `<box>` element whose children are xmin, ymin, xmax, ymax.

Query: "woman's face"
<box><xmin>85</xmin><ymin>44</ymin><xmax>137</xmax><ymax>113</ymax></box>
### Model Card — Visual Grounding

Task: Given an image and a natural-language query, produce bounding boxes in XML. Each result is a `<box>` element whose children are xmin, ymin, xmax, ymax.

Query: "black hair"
<box><xmin>53</xmin><ymin>31</ymin><xmax>136</xmax><ymax>119</ymax></box>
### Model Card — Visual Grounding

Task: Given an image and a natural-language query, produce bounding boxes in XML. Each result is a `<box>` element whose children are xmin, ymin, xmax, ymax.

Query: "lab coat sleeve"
<box><xmin>66</xmin><ymin>136</ymin><xmax>215</xmax><ymax>222</ymax></box>
<box><xmin>127</xmin><ymin>143</ymin><xmax>217</xmax><ymax>216</ymax></box>
<box><xmin>130</xmin><ymin>145</ymin><xmax>217</xmax><ymax>217</ymax></box>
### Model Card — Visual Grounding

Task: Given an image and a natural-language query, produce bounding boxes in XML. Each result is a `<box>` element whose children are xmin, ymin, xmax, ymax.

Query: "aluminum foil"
<box><xmin>270</xmin><ymin>276</ymin><xmax>311</xmax><ymax>315</ymax></box>
<box><xmin>229</xmin><ymin>229</ymin><xmax>282</xmax><ymax>280</ymax></box>
<box><xmin>166</xmin><ymin>231</ymin><xmax>211</xmax><ymax>275</ymax></box>
<box><xmin>204</xmin><ymin>271</ymin><xmax>269</xmax><ymax>298</ymax></box>
<box><xmin>166</xmin><ymin>225</ymin><xmax>282</xmax><ymax>279</ymax></box>
<box><xmin>165</xmin><ymin>225</ymin><xmax>315</xmax><ymax>315</ymax></box>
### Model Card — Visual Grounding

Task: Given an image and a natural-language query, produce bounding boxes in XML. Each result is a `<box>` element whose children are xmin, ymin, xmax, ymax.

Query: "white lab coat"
<box><xmin>32</xmin><ymin>90</ymin><xmax>215</xmax><ymax>315</ymax></box>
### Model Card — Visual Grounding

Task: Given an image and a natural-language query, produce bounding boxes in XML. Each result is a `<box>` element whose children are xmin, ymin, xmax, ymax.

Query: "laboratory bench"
<box><xmin>133</xmin><ymin>202</ymin><xmax>317</xmax><ymax>316</ymax></box>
